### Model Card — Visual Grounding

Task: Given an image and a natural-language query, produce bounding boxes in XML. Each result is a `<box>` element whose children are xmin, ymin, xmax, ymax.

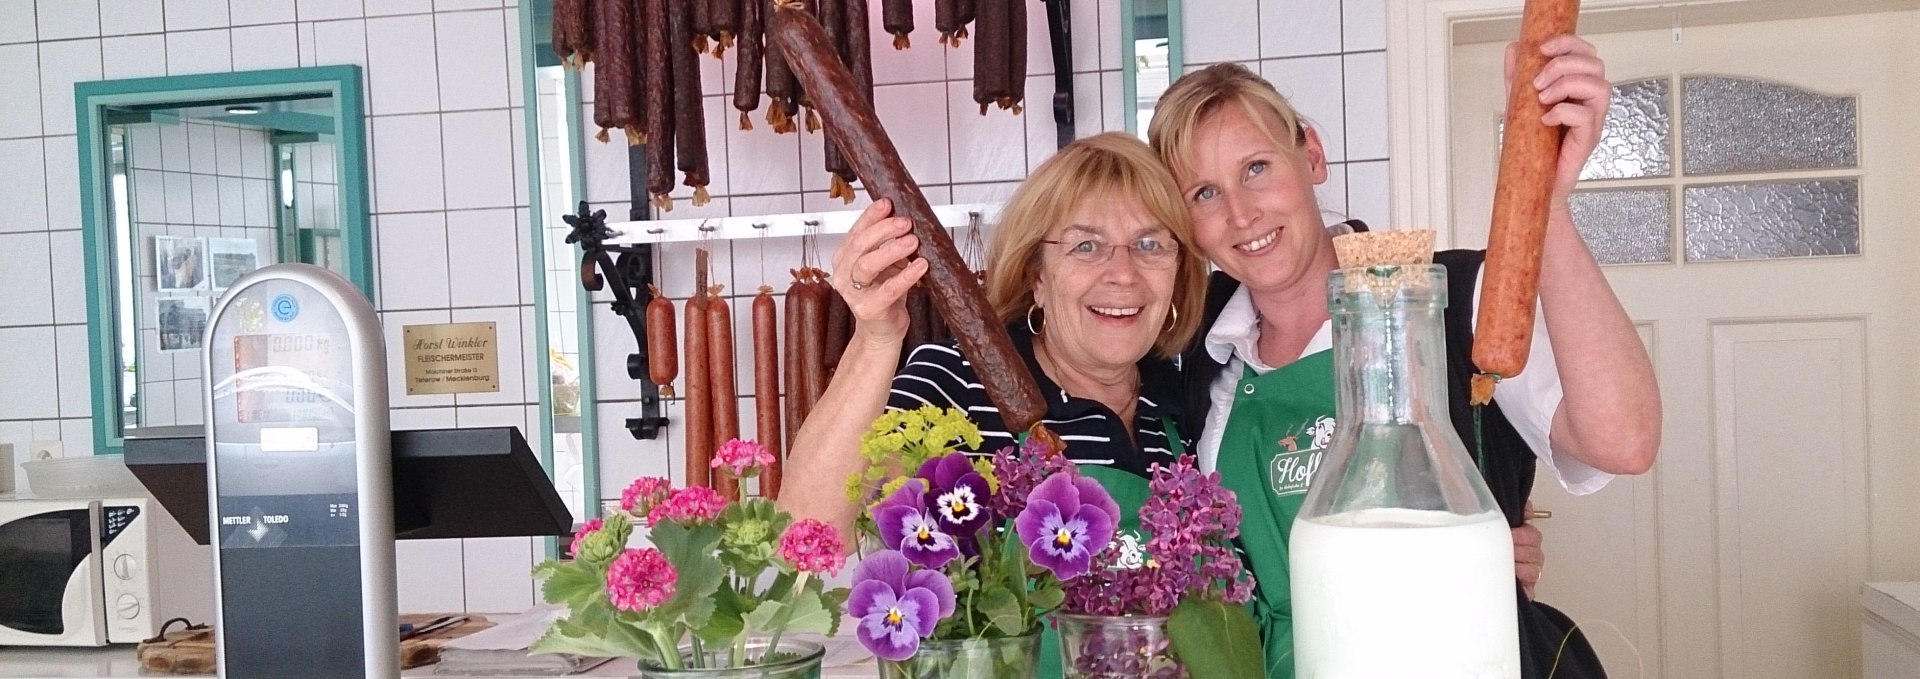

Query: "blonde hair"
<box><xmin>983</xmin><ymin>132</ymin><xmax>1207</xmax><ymax>358</ymax></box>
<box><xmin>1148</xmin><ymin>62</ymin><xmax>1311</xmax><ymax>185</ymax></box>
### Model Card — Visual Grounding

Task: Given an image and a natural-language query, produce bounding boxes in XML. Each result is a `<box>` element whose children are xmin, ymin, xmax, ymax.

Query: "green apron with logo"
<box><xmin>1215</xmin><ymin>350</ymin><xmax>1336</xmax><ymax>679</ymax></box>
<box><xmin>1034</xmin><ymin>417</ymin><xmax>1184</xmax><ymax>678</ymax></box>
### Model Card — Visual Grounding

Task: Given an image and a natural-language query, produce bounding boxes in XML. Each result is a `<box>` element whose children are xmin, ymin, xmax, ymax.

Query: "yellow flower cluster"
<box><xmin>844</xmin><ymin>405</ymin><xmax>983</xmax><ymax>504</ymax></box>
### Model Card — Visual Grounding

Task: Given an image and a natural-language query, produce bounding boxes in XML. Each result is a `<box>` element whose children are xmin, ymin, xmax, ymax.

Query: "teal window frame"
<box><xmin>76</xmin><ymin>66</ymin><xmax>374</xmax><ymax>455</ymax></box>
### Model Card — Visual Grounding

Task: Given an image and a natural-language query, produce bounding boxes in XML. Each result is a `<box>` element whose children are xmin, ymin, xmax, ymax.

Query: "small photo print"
<box><xmin>154</xmin><ymin>236</ymin><xmax>208</xmax><ymax>292</ymax></box>
<box><xmin>208</xmin><ymin>237</ymin><xmax>260</xmax><ymax>290</ymax></box>
<box><xmin>159</xmin><ymin>297</ymin><xmax>210</xmax><ymax>352</ymax></box>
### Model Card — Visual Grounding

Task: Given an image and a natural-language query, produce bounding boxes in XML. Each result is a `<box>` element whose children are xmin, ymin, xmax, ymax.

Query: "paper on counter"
<box><xmin>442</xmin><ymin>604</ymin><xmax>568</xmax><ymax>652</ymax></box>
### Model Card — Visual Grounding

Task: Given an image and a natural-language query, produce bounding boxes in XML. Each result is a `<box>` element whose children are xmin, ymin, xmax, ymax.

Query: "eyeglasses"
<box><xmin>1039</xmin><ymin>237</ymin><xmax>1182</xmax><ymax>268</ymax></box>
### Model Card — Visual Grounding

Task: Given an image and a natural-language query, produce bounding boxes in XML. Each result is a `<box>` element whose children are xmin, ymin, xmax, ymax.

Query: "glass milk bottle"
<box><xmin>1289</xmin><ymin>265</ymin><xmax>1519</xmax><ymax>679</ymax></box>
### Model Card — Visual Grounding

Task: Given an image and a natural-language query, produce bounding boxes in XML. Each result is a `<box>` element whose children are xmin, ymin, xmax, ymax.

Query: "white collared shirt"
<box><xmin>1194</xmin><ymin>271</ymin><xmax>1611</xmax><ymax>496</ymax></box>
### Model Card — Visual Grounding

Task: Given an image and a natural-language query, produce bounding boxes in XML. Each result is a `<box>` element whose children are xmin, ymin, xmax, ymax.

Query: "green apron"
<box><xmin>1215</xmin><ymin>350</ymin><xmax>1337</xmax><ymax>679</ymax></box>
<box><xmin>1035</xmin><ymin>417</ymin><xmax>1185</xmax><ymax>678</ymax></box>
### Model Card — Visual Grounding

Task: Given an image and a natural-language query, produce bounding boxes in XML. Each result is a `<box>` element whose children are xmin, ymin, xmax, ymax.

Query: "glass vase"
<box><xmin>875</xmin><ymin>629</ymin><xmax>1042</xmax><ymax>679</ymax></box>
<box><xmin>1055</xmin><ymin>613</ymin><xmax>1185</xmax><ymax>679</ymax></box>
<box><xmin>1289</xmin><ymin>264</ymin><xmax>1519</xmax><ymax>678</ymax></box>
<box><xmin>635</xmin><ymin>639</ymin><xmax>825</xmax><ymax>679</ymax></box>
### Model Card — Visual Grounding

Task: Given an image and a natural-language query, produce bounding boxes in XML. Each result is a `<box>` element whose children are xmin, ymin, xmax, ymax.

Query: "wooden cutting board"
<box><xmin>134</xmin><ymin>613</ymin><xmax>495</xmax><ymax>674</ymax></box>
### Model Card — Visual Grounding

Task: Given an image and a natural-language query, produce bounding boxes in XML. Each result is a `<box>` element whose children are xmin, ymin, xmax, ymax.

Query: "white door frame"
<box><xmin>1383</xmin><ymin>0</ymin><xmax>1900</xmax><ymax>244</ymax></box>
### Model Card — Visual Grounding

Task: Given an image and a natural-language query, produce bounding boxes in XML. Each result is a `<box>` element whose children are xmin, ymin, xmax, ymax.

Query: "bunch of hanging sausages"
<box><xmin>639</xmin><ymin>257</ymin><xmax>953</xmax><ymax>500</ymax></box>
<box><xmin>553</xmin><ymin>0</ymin><xmax>1026</xmax><ymax>212</ymax></box>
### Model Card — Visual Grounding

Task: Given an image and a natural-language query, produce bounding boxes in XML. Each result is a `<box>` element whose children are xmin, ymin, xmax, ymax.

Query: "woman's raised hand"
<box><xmin>831</xmin><ymin>198</ymin><xmax>931</xmax><ymax>345</ymax></box>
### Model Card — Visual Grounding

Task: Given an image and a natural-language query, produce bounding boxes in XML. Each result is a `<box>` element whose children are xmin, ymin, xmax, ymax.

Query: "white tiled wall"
<box><xmin>0</xmin><ymin>0</ymin><xmax>1389</xmax><ymax>617</ymax></box>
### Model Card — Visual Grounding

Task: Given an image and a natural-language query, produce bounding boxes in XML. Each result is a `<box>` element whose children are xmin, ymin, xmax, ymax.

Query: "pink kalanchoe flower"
<box><xmin>620</xmin><ymin>476</ymin><xmax>673</xmax><ymax>515</ymax></box>
<box><xmin>778</xmin><ymin>518</ymin><xmax>848</xmax><ymax>576</ymax></box>
<box><xmin>646</xmin><ymin>486</ymin><xmax>729</xmax><ymax>525</ymax></box>
<box><xmin>567</xmin><ymin>518</ymin><xmax>604</xmax><ymax>557</ymax></box>
<box><xmin>709</xmin><ymin>439</ymin><xmax>776</xmax><ymax>478</ymax></box>
<box><xmin>605</xmin><ymin>547</ymin><xmax>677</xmax><ymax>612</ymax></box>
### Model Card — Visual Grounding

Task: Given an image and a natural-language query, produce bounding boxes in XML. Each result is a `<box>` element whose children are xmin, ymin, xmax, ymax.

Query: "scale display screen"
<box><xmin>206</xmin><ymin>280</ymin><xmax>362</xmax><ymax>549</ymax></box>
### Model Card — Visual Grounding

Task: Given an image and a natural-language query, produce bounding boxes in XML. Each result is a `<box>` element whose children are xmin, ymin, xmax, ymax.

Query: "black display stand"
<box><xmin>124</xmin><ymin>426</ymin><xmax>574</xmax><ymax>545</ymax></box>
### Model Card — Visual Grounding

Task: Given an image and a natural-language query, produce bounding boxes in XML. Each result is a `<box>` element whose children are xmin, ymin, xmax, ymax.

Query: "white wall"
<box><xmin>0</xmin><ymin>0</ymin><xmax>1389</xmax><ymax>615</ymax></box>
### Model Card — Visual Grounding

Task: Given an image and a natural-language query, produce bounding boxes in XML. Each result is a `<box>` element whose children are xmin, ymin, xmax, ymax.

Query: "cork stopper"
<box><xmin>1331</xmin><ymin>230</ymin><xmax>1439</xmax><ymax>297</ymax></box>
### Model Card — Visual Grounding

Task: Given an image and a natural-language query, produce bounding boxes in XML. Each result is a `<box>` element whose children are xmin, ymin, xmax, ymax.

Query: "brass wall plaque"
<box><xmin>403</xmin><ymin>322</ymin><xmax>500</xmax><ymax>395</ymax></box>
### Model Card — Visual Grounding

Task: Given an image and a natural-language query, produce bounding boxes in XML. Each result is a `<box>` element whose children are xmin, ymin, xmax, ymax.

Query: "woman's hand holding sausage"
<box><xmin>832</xmin><ymin>198</ymin><xmax>930</xmax><ymax>346</ymax></box>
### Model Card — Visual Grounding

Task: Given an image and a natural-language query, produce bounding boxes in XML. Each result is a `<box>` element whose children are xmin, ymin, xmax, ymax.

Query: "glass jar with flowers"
<box><xmin>842</xmin><ymin>408</ymin><xmax>1122</xmax><ymax>679</ymax></box>
<box><xmin>531</xmin><ymin>439</ymin><xmax>850</xmax><ymax>678</ymax></box>
<box><xmin>1054</xmin><ymin>455</ymin><xmax>1263</xmax><ymax>679</ymax></box>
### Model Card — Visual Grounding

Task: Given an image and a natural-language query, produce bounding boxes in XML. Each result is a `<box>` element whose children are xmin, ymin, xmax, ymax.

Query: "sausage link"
<box><xmin>822</xmin><ymin>284</ymin><xmax>852</xmax><ymax>374</ymax></box>
<box><xmin>882</xmin><ymin>0</ymin><xmax>913</xmax><ymax>49</ymax></box>
<box><xmin>935</xmin><ymin>0</ymin><xmax>958</xmax><ymax>46</ymax></box>
<box><xmin>753</xmin><ymin>287</ymin><xmax>784</xmax><ymax>499</ymax></box>
<box><xmin>904</xmin><ymin>284</ymin><xmax>931</xmax><ymax>360</ymax></box>
<box><xmin>971</xmin><ymin>0</ymin><xmax>1008</xmax><ymax>114</ymax></box>
<box><xmin>711</xmin><ymin>0</ymin><xmax>738</xmax><ymax>56</ymax></box>
<box><xmin>591</xmin><ymin>0</ymin><xmax>639</xmax><ymax>143</ymax></box>
<box><xmin>668</xmin><ymin>0</ymin><xmax>713</xmax><ymax>206</ymax></box>
<box><xmin>1473</xmin><ymin>0</ymin><xmax>1581</xmax><ymax>404</ymax></box>
<box><xmin>782</xmin><ymin>270</ymin><xmax>809</xmax><ymax>449</ymax></box>
<box><xmin>1002</xmin><ymin>0</ymin><xmax>1025</xmax><ymax>112</ymax></box>
<box><xmin>641</xmin><ymin>0</ymin><xmax>676</xmax><ymax>207</ymax></box>
<box><xmin>765</xmin><ymin>4</ymin><xmax>798</xmax><ymax>134</ymax></box>
<box><xmin>706</xmin><ymin>287</ymin><xmax>740</xmax><ymax>500</ymax></box>
<box><xmin>800</xmin><ymin>270</ymin><xmax>830</xmax><ymax>415</ymax></box>
<box><xmin>646</xmin><ymin>284</ymin><xmax>679</xmax><ymax>392</ymax></box>
<box><xmin>691</xmin><ymin>0</ymin><xmax>712</xmax><ymax>54</ymax></box>
<box><xmin>684</xmin><ymin>290</ymin><xmax>713</xmax><ymax>488</ymax></box>
<box><xmin>552</xmin><ymin>0</ymin><xmax>592</xmax><ymax>67</ymax></box>
<box><xmin>953</xmin><ymin>0</ymin><xmax>975</xmax><ymax>42</ymax></box>
<box><xmin>732</xmin><ymin>0</ymin><xmax>764</xmax><ymax>130</ymax></box>
<box><xmin>771</xmin><ymin>4</ymin><xmax>1050</xmax><ymax>432</ymax></box>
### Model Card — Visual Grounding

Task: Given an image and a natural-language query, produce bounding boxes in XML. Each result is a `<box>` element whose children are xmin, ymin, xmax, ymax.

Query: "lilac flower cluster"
<box><xmin>1064</xmin><ymin>622</ymin><xmax>1185</xmax><ymax>679</ymax></box>
<box><xmin>1062</xmin><ymin>455</ymin><xmax>1255</xmax><ymax>617</ymax></box>
<box><xmin>988</xmin><ymin>436</ymin><xmax>1075</xmax><ymax>518</ymax></box>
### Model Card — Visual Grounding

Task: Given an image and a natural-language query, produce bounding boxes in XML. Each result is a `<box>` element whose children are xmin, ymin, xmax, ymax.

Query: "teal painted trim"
<box><xmin>77</xmin><ymin>65</ymin><xmax>373</xmax><ymax>455</ymax></box>
<box><xmin>1166</xmin><ymin>0</ymin><xmax>1185</xmax><ymax>88</ymax></box>
<box><xmin>565</xmin><ymin>65</ymin><xmax>602</xmax><ymax>525</ymax></box>
<box><xmin>520</xmin><ymin>0</ymin><xmax>561</xmax><ymax>561</ymax></box>
<box><xmin>1121</xmin><ymin>1</ymin><xmax>1140</xmax><ymax>134</ymax></box>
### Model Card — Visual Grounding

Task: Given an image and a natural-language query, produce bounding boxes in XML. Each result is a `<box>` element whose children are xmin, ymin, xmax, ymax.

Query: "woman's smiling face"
<box><xmin>1178</xmin><ymin>103</ymin><xmax>1331</xmax><ymax>297</ymax></box>
<box><xmin>1030</xmin><ymin>193</ymin><xmax>1182</xmax><ymax>374</ymax></box>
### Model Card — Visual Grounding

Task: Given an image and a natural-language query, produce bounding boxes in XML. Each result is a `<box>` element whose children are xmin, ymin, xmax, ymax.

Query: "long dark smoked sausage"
<box><xmin>733</xmin><ymin>0</ymin><xmax>764</xmax><ymax>130</ymax></box>
<box><xmin>1002</xmin><ymin>0</ymin><xmax>1026</xmax><ymax>112</ymax></box>
<box><xmin>590</xmin><ymin>0</ymin><xmax>638</xmax><ymax>143</ymax></box>
<box><xmin>668</xmin><ymin>0</ymin><xmax>713</xmax><ymax>207</ymax></box>
<box><xmin>764</xmin><ymin>5</ymin><xmax>798</xmax><ymax>134</ymax></box>
<box><xmin>753</xmin><ymin>287</ymin><xmax>784</xmax><ymax>499</ymax></box>
<box><xmin>971</xmin><ymin>0</ymin><xmax>1008</xmax><ymax>114</ymax></box>
<box><xmin>822</xmin><ymin>285</ymin><xmax>851</xmax><ymax>374</ymax></box>
<box><xmin>770</xmin><ymin>3</ymin><xmax>1050</xmax><ymax>434</ymax></box>
<box><xmin>706</xmin><ymin>286</ymin><xmax>740</xmax><ymax>500</ymax></box>
<box><xmin>551</xmin><ymin>0</ymin><xmax>591</xmax><ymax>67</ymax></box>
<box><xmin>782</xmin><ymin>269</ymin><xmax>809</xmax><ymax>451</ymax></box>
<box><xmin>641</xmin><ymin>0</ymin><xmax>676</xmax><ymax>209</ymax></box>
<box><xmin>882</xmin><ymin>0</ymin><xmax>913</xmax><ymax>49</ymax></box>
<box><xmin>710</xmin><ymin>0</ymin><xmax>738</xmax><ymax>57</ymax></box>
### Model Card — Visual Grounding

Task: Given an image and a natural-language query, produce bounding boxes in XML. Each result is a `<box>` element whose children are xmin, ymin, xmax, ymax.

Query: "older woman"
<box><xmin>1148</xmin><ymin>37</ymin><xmax>1656</xmax><ymax>678</ymax></box>
<box><xmin>780</xmin><ymin>131</ymin><xmax>1208</xmax><ymax>542</ymax></box>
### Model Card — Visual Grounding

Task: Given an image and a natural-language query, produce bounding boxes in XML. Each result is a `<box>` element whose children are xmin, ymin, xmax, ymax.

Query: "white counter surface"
<box><xmin>0</xmin><ymin>647</ymin><xmax>878</xmax><ymax>679</ymax></box>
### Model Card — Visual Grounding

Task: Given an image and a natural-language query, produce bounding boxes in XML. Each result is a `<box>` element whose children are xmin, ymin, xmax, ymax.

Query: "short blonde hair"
<box><xmin>983</xmin><ymin>132</ymin><xmax>1207</xmax><ymax>358</ymax></box>
<box><xmin>1148</xmin><ymin>62</ymin><xmax>1311</xmax><ymax>185</ymax></box>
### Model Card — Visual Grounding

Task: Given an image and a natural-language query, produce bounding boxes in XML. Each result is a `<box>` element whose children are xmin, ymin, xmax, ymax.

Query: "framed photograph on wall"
<box><xmin>208</xmin><ymin>237</ymin><xmax>260</xmax><ymax>291</ymax></box>
<box><xmin>154</xmin><ymin>235</ymin><xmax>208</xmax><ymax>292</ymax></box>
<box><xmin>158</xmin><ymin>296</ymin><xmax>209</xmax><ymax>352</ymax></box>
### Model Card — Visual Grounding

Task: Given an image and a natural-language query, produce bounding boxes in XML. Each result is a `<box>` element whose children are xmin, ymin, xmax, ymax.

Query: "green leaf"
<box><xmin>538</xmin><ymin>561</ymin><xmax>603</xmax><ymax>607</ymax></box>
<box><xmin>1168</xmin><ymin>599</ymin><xmax>1264</xmax><ymax>679</ymax></box>
<box><xmin>529</xmin><ymin>623</ymin><xmax>654</xmax><ymax>660</ymax></box>
<box><xmin>978</xmin><ymin>587</ymin><xmax>1025</xmax><ymax>637</ymax></box>
<box><xmin>779</xmin><ymin>592</ymin><xmax>835</xmax><ymax>636</ymax></box>
<box><xmin>1026</xmin><ymin>584</ymin><xmax>1064</xmax><ymax>613</ymax></box>
<box><xmin>741</xmin><ymin>599</ymin><xmax>786</xmax><ymax>634</ymax></box>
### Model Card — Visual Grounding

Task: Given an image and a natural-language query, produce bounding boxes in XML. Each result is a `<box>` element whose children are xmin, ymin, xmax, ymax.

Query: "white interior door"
<box><xmin>1448</xmin><ymin>10</ymin><xmax>1920</xmax><ymax>679</ymax></box>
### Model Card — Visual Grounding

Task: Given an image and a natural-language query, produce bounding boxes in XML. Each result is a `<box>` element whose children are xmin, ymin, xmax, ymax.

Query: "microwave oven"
<box><xmin>0</xmin><ymin>496</ymin><xmax>211</xmax><ymax>646</ymax></box>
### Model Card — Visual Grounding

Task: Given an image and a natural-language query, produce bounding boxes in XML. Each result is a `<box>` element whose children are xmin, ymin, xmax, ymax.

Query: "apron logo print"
<box><xmin>1271</xmin><ymin>416</ymin><xmax>1336</xmax><ymax>497</ymax></box>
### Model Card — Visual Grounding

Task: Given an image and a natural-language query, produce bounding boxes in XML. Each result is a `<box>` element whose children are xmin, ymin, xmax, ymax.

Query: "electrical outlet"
<box><xmin>29</xmin><ymin>440</ymin><xmax>61</xmax><ymax>461</ymax></box>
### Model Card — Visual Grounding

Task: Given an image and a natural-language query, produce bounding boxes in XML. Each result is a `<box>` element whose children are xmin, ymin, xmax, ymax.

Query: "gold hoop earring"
<box><xmin>1026</xmin><ymin>306</ymin><xmax>1043</xmax><ymax>335</ymax></box>
<box><xmin>1165</xmin><ymin>305</ymin><xmax>1179</xmax><ymax>332</ymax></box>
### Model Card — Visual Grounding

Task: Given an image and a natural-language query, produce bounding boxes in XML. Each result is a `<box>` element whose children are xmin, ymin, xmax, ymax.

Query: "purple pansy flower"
<box><xmin>914</xmin><ymin>453</ymin><xmax>995</xmax><ymax>537</ymax></box>
<box><xmin>847</xmin><ymin>551</ymin><xmax>956</xmax><ymax>661</ymax></box>
<box><xmin>876</xmin><ymin>481</ymin><xmax>961</xmax><ymax>569</ymax></box>
<box><xmin>1015</xmin><ymin>472</ymin><xmax>1120</xmax><ymax>580</ymax></box>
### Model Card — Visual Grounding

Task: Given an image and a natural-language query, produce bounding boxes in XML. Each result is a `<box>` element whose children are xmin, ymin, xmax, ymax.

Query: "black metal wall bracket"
<box><xmin>564</xmin><ymin>199</ymin><xmax>670</xmax><ymax>440</ymax></box>
<box><xmin>1044</xmin><ymin>0</ymin><xmax>1076</xmax><ymax>150</ymax></box>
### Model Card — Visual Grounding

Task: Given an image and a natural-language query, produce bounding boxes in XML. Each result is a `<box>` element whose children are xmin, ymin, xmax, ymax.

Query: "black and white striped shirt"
<box><xmin>884</xmin><ymin>324</ymin><xmax>1193</xmax><ymax>481</ymax></box>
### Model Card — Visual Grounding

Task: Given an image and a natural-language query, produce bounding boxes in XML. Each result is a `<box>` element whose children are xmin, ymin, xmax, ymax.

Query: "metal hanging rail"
<box><xmin>595</xmin><ymin>202</ymin><xmax>1003</xmax><ymax>246</ymax></box>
